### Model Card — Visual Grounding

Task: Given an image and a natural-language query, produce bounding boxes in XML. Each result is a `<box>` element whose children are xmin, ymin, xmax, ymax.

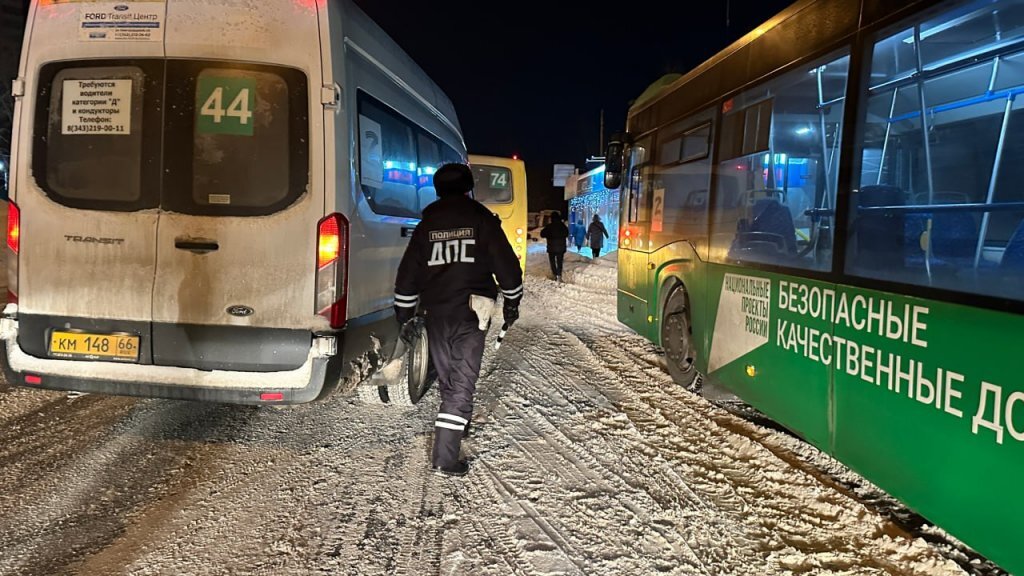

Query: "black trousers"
<box><xmin>548</xmin><ymin>252</ymin><xmax>564</xmax><ymax>277</ymax></box>
<box><xmin>592</xmin><ymin>245</ymin><xmax>602</xmax><ymax>258</ymax></box>
<box><xmin>426</xmin><ymin>308</ymin><xmax>487</xmax><ymax>468</ymax></box>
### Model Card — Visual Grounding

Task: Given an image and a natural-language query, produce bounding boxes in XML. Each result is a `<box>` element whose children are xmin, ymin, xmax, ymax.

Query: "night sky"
<box><xmin>352</xmin><ymin>0</ymin><xmax>794</xmax><ymax>211</ymax></box>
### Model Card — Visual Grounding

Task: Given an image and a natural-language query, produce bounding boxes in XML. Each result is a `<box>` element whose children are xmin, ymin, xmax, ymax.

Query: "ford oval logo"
<box><xmin>114</xmin><ymin>4</ymin><xmax>130</xmax><ymax>10</ymax></box>
<box><xmin>227</xmin><ymin>305</ymin><xmax>254</xmax><ymax>317</ymax></box>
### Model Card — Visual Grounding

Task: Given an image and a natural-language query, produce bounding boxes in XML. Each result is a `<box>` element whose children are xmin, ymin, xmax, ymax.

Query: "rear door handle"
<box><xmin>174</xmin><ymin>238</ymin><xmax>219</xmax><ymax>254</ymax></box>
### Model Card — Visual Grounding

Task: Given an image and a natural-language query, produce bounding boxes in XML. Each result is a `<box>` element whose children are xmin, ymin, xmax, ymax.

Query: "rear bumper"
<box><xmin>0</xmin><ymin>315</ymin><xmax>336</xmax><ymax>405</ymax></box>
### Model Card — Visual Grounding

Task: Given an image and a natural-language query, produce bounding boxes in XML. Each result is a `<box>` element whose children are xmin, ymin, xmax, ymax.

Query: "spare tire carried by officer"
<box><xmin>393</xmin><ymin>163</ymin><xmax>523</xmax><ymax>477</ymax></box>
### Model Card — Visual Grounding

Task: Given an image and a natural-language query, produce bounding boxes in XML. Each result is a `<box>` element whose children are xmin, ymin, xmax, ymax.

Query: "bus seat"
<box><xmin>931</xmin><ymin>210</ymin><xmax>978</xmax><ymax>260</ymax></box>
<box><xmin>728</xmin><ymin>198</ymin><xmax>797</xmax><ymax>263</ymax></box>
<box><xmin>749</xmin><ymin>198</ymin><xmax>797</xmax><ymax>254</ymax></box>
<box><xmin>854</xmin><ymin>185</ymin><xmax>905</xmax><ymax>269</ymax></box>
<box><xmin>1001</xmin><ymin>220</ymin><xmax>1024</xmax><ymax>272</ymax></box>
<box><xmin>742</xmin><ymin>188</ymin><xmax>785</xmax><ymax>207</ymax></box>
<box><xmin>904</xmin><ymin>192</ymin><xmax>978</xmax><ymax>267</ymax></box>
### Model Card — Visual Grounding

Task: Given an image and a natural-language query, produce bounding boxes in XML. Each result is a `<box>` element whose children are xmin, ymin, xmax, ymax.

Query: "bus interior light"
<box><xmin>745</xmin><ymin>365</ymin><xmax>757</xmax><ymax>378</ymax></box>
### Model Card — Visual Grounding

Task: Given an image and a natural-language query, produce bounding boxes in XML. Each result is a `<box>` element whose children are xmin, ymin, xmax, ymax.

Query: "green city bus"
<box><xmin>603</xmin><ymin>0</ymin><xmax>1024</xmax><ymax>571</ymax></box>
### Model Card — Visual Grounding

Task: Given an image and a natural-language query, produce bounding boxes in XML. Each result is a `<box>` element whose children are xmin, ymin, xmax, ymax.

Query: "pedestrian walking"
<box><xmin>540</xmin><ymin>211</ymin><xmax>569</xmax><ymax>281</ymax></box>
<box><xmin>587</xmin><ymin>214</ymin><xmax>609</xmax><ymax>259</ymax></box>
<box><xmin>394</xmin><ymin>163</ymin><xmax>523</xmax><ymax>477</ymax></box>
<box><xmin>572</xmin><ymin>219</ymin><xmax>586</xmax><ymax>252</ymax></box>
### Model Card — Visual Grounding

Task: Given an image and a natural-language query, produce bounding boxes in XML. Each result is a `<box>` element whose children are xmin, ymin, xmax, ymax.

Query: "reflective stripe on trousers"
<box><xmin>428</xmin><ymin>308</ymin><xmax>486</xmax><ymax>468</ymax></box>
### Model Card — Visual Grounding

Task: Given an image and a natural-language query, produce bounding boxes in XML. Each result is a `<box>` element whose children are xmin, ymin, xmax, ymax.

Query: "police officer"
<box><xmin>394</xmin><ymin>163</ymin><xmax>523</xmax><ymax>477</ymax></box>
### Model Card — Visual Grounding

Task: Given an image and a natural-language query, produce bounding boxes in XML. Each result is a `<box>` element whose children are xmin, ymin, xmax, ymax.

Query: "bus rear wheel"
<box><xmin>662</xmin><ymin>288</ymin><xmax>699</xmax><ymax>391</ymax></box>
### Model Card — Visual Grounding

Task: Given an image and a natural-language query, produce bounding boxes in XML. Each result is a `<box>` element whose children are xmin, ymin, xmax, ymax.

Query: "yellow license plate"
<box><xmin>49</xmin><ymin>331</ymin><xmax>140</xmax><ymax>362</ymax></box>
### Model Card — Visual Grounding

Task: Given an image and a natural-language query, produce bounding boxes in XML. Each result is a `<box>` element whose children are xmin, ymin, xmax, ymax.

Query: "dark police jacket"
<box><xmin>394</xmin><ymin>194</ymin><xmax>523</xmax><ymax>316</ymax></box>
<box><xmin>540</xmin><ymin>220</ymin><xmax>569</xmax><ymax>254</ymax></box>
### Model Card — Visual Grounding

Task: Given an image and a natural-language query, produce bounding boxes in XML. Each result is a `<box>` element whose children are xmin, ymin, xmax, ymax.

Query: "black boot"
<box><xmin>432</xmin><ymin>460</ymin><xmax>469</xmax><ymax>477</ymax></box>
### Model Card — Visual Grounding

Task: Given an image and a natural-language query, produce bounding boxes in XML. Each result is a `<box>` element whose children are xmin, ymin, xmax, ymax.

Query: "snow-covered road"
<box><xmin>0</xmin><ymin>247</ymin><xmax>1005</xmax><ymax>575</ymax></box>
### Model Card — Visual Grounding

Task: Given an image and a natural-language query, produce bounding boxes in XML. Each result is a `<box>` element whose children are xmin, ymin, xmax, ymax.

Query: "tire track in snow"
<box><xmin>485</xmin><ymin>329</ymin><xmax>744</xmax><ymax>575</ymax></box>
<box><xmin>475</xmin><ymin>459</ymin><xmax>588</xmax><ymax>575</ymax></box>
<box><xmin>472</xmin><ymin>315</ymin><xmax>721</xmax><ymax>573</ymax></box>
<box><xmin>105</xmin><ymin>399</ymin><xmax>442</xmax><ymax>576</ymax></box>
<box><xmin>446</xmin><ymin>458</ymin><xmax>540</xmax><ymax>576</ymax></box>
<box><xmin>556</xmin><ymin>322</ymin><xmax>958</xmax><ymax>575</ymax></box>
<box><xmin>0</xmin><ymin>399</ymin><xmax>255</xmax><ymax>576</ymax></box>
<box><xmin>391</xmin><ymin>436</ymin><xmax>446</xmax><ymax>576</ymax></box>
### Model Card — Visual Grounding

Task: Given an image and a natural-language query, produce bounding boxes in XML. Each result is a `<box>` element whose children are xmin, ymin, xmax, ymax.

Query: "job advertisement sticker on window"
<box><xmin>61</xmin><ymin>79</ymin><xmax>133</xmax><ymax>136</ymax></box>
<box><xmin>79</xmin><ymin>2</ymin><xmax>165</xmax><ymax>42</ymax></box>
<box><xmin>359</xmin><ymin>115</ymin><xmax>384</xmax><ymax>189</ymax></box>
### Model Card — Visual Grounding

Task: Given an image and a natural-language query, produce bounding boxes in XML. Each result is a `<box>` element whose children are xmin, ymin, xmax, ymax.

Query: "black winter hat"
<box><xmin>434</xmin><ymin>163</ymin><xmax>474</xmax><ymax>196</ymax></box>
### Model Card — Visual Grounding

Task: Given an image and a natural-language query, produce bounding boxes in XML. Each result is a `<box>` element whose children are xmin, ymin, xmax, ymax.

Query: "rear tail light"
<box><xmin>7</xmin><ymin>202</ymin><xmax>19</xmax><ymax>253</ymax></box>
<box><xmin>7</xmin><ymin>202</ymin><xmax>18</xmax><ymax>304</ymax></box>
<box><xmin>260</xmin><ymin>392</ymin><xmax>284</xmax><ymax>402</ymax></box>
<box><xmin>25</xmin><ymin>374</ymin><xmax>41</xmax><ymax>385</ymax></box>
<box><xmin>316</xmin><ymin>213</ymin><xmax>349</xmax><ymax>329</ymax></box>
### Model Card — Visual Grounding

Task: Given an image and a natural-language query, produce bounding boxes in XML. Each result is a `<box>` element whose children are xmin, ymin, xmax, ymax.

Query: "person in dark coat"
<box><xmin>572</xmin><ymin>219</ymin><xmax>586</xmax><ymax>252</ymax></box>
<box><xmin>540</xmin><ymin>211</ymin><xmax>569</xmax><ymax>281</ymax></box>
<box><xmin>587</xmin><ymin>214</ymin><xmax>610</xmax><ymax>259</ymax></box>
<box><xmin>394</xmin><ymin>163</ymin><xmax>523</xmax><ymax>477</ymax></box>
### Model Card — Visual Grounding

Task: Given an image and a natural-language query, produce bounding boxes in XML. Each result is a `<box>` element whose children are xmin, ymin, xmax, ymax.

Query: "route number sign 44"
<box><xmin>197</xmin><ymin>77</ymin><xmax>257</xmax><ymax>137</ymax></box>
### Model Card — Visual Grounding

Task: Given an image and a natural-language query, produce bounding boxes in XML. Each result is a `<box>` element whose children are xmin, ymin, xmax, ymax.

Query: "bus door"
<box><xmin>618</xmin><ymin>137</ymin><xmax>655</xmax><ymax>337</ymax></box>
<box><xmin>14</xmin><ymin>4</ymin><xmax>168</xmax><ymax>364</ymax></box>
<box><xmin>150</xmin><ymin>3</ymin><xmax>325</xmax><ymax>371</ymax></box>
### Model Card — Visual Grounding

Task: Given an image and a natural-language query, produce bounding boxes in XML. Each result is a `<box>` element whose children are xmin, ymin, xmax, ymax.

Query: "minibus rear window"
<box><xmin>163</xmin><ymin>62</ymin><xmax>309</xmax><ymax>216</ymax></box>
<box><xmin>33</xmin><ymin>60</ymin><xmax>308</xmax><ymax>216</ymax></box>
<box><xmin>34</xmin><ymin>63</ymin><xmax>162</xmax><ymax>211</ymax></box>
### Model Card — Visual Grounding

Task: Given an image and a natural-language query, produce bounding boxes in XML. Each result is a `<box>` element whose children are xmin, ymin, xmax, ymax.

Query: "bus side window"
<box><xmin>626</xmin><ymin>140</ymin><xmax>651</xmax><ymax>224</ymax></box>
<box><xmin>357</xmin><ymin>92</ymin><xmax>421</xmax><ymax>219</ymax></box>
<box><xmin>710</xmin><ymin>50</ymin><xmax>850</xmax><ymax>271</ymax></box>
<box><xmin>846</xmin><ymin>0</ymin><xmax>1024</xmax><ymax>301</ymax></box>
<box><xmin>651</xmin><ymin>110</ymin><xmax>715</xmax><ymax>257</ymax></box>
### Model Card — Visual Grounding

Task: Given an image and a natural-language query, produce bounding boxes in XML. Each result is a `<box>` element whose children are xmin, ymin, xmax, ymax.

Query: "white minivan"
<box><xmin>1</xmin><ymin>0</ymin><xmax>463</xmax><ymax>404</ymax></box>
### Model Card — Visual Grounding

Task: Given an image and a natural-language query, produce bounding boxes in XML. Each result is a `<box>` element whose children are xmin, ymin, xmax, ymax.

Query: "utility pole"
<box><xmin>599</xmin><ymin>109</ymin><xmax>605</xmax><ymax>156</ymax></box>
<box><xmin>726</xmin><ymin>0</ymin><xmax>731</xmax><ymax>27</ymax></box>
